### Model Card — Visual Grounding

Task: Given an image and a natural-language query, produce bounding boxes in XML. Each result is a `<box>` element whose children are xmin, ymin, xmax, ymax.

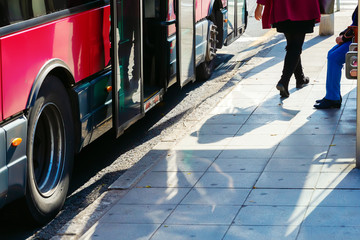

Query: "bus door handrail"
<box><xmin>160</xmin><ymin>19</ymin><xmax>176</xmax><ymax>26</ymax></box>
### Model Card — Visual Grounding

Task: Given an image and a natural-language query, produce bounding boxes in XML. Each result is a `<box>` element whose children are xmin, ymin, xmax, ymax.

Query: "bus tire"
<box><xmin>197</xmin><ymin>20</ymin><xmax>218</xmax><ymax>81</ymax></box>
<box><xmin>197</xmin><ymin>59</ymin><xmax>215</xmax><ymax>81</ymax></box>
<box><xmin>25</xmin><ymin>75</ymin><xmax>74</xmax><ymax>225</ymax></box>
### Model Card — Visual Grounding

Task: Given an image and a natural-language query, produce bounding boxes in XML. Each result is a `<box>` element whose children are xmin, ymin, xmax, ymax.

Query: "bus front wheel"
<box><xmin>26</xmin><ymin>75</ymin><xmax>74</xmax><ymax>225</ymax></box>
<box><xmin>197</xmin><ymin>21</ymin><xmax>218</xmax><ymax>81</ymax></box>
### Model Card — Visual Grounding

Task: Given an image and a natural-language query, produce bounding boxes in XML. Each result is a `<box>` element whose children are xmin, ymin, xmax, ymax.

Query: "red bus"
<box><xmin>0</xmin><ymin>0</ymin><xmax>247</xmax><ymax>224</ymax></box>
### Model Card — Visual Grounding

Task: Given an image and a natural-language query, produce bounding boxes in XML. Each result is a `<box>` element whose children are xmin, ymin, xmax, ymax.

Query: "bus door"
<box><xmin>110</xmin><ymin>0</ymin><xmax>144</xmax><ymax>137</ymax></box>
<box><xmin>176</xmin><ymin>0</ymin><xmax>196</xmax><ymax>87</ymax></box>
<box><xmin>226</xmin><ymin>0</ymin><xmax>247</xmax><ymax>45</ymax></box>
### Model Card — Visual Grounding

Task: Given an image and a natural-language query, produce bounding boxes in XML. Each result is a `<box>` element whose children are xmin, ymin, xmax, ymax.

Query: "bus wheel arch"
<box><xmin>25</xmin><ymin>75</ymin><xmax>75</xmax><ymax>225</ymax></box>
<box><xmin>27</xmin><ymin>59</ymin><xmax>75</xmax><ymax>110</ymax></box>
<box><xmin>27</xmin><ymin>60</ymin><xmax>80</xmax><ymax>152</ymax></box>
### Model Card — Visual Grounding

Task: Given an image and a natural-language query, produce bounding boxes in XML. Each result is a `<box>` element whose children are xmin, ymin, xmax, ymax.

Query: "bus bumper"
<box><xmin>0</xmin><ymin>116</ymin><xmax>27</xmax><ymax>208</ymax></box>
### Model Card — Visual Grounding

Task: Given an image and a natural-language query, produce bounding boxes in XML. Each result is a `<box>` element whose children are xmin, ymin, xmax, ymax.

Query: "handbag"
<box><xmin>343</xmin><ymin>26</ymin><xmax>358</xmax><ymax>43</ymax></box>
<box><xmin>319</xmin><ymin>0</ymin><xmax>335</xmax><ymax>14</ymax></box>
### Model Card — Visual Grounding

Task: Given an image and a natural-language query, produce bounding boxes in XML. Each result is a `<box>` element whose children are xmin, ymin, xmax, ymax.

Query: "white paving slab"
<box><xmin>195</xmin><ymin>172</ymin><xmax>260</xmax><ymax>188</ymax></box>
<box><xmin>175</xmin><ymin>134</ymin><xmax>233</xmax><ymax>147</ymax></box>
<box><xmin>321</xmin><ymin>158</ymin><xmax>356</xmax><ymax>172</ymax></box>
<box><xmin>165</xmin><ymin>205</ymin><xmax>240</xmax><ymax>225</ymax></box>
<box><xmin>198</xmin><ymin>114</ymin><xmax>250</xmax><ymax>125</ymax></box>
<box><xmin>327</xmin><ymin>145</ymin><xmax>356</xmax><ymax>159</ymax></box>
<box><xmin>191</xmin><ymin>124</ymin><xmax>242</xmax><ymax>135</ymax></box>
<box><xmin>224</xmin><ymin>226</ymin><xmax>299</xmax><ymax>240</ymax></box>
<box><xmin>264</xmin><ymin>158</ymin><xmax>324</xmax><ymax>172</ymax></box>
<box><xmin>151</xmin><ymin>225</ymin><xmax>228</xmax><ymax>240</ymax></box>
<box><xmin>219</xmin><ymin>146</ymin><xmax>277</xmax><ymax>159</ymax></box>
<box><xmin>303</xmin><ymin>206</ymin><xmax>360</xmax><ymax>226</ymax></box>
<box><xmin>297</xmin><ymin>226</ymin><xmax>360</xmax><ymax>240</ymax></box>
<box><xmin>279</xmin><ymin>134</ymin><xmax>334</xmax><ymax>146</ymax></box>
<box><xmin>228</xmin><ymin>134</ymin><xmax>284</xmax><ymax>147</ymax></box>
<box><xmin>316</xmin><ymin>171</ymin><xmax>360</xmax><ymax>189</ymax></box>
<box><xmin>99</xmin><ymin>204</ymin><xmax>175</xmax><ymax>224</ymax></box>
<box><xmin>80</xmin><ymin>223</ymin><xmax>160</xmax><ymax>240</ymax></box>
<box><xmin>210</xmin><ymin>106</ymin><xmax>257</xmax><ymax>115</ymax></box>
<box><xmin>136</xmin><ymin>171</ymin><xmax>203</xmax><ymax>188</ymax></box>
<box><xmin>181</xmin><ymin>188</ymin><xmax>251</xmax><ymax>205</ymax></box>
<box><xmin>245</xmin><ymin>189</ymin><xmax>313</xmax><ymax>206</ymax></box>
<box><xmin>236</xmin><ymin>123</ymin><xmax>290</xmax><ymax>135</ymax></box>
<box><xmin>332</xmin><ymin>134</ymin><xmax>356</xmax><ymax>146</ymax></box>
<box><xmin>272</xmin><ymin>145</ymin><xmax>328</xmax><ymax>159</ymax></box>
<box><xmin>118</xmin><ymin>188</ymin><xmax>190</xmax><ymax>205</ymax></box>
<box><xmin>310</xmin><ymin>189</ymin><xmax>360</xmax><ymax>207</ymax></box>
<box><xmin>208</xmin><ymin>158</ymin><xmax>268</xmax><ymax>173</ymax></box>
<box><xmin>152</xmin><ymin>156</ymin><xmax>215</xmax><ymax>172</ymax></box>
<box><xmin>168</xmin><ymin>149</ymin><xmax>223</xmax><ymax>158</ymax></box>
<box><xmin>234</xmin><ymin>206</ymin><xmax>307</xmax><ymax>226</ymax></box>
<box><xmin>256</xmin><ymin>172</ymin><xmax>320</xmax><ymax>189</ymax></box>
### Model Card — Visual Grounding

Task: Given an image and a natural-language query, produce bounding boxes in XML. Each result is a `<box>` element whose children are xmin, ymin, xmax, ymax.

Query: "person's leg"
<box><xmin>325</xmin><ymin>41</ymin><xmax>351</xmax><ymax>101</ymax></box>
<box><xmin>315</xmin><ymin>45</ymin><xmax>342</xmax><ymax>103</ymax></box>
<box><xmin>278</xmin><ymin>32</ymin><xmax>306</xmax><ymax>96</ymax></box>
<box><xmin>293</xmin><ymin>58</ymin><xmax>304</xmax><ymax>80</ymax></box>
<box><xmin>314</xmin><ymin>42</ymin><xmax>351</xmax><ymax>109</ymax></box>
<box><xmin>293</xmin><ymin>57</ymin><xmax>311</xmax><ymax>87</ymax></box>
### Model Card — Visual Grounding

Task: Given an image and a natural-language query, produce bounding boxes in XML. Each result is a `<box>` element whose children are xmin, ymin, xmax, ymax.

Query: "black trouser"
<box><xmin>279</xmin><ymin>32</ymin><xmax>306</xmax><ymax>89</ymax></box>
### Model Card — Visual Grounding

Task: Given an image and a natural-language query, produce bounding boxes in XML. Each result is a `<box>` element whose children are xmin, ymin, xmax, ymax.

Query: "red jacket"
<box><xmin>257</xmin><ymin>0</ymin><xmax>321</xmax><ymax>29</ymax></box>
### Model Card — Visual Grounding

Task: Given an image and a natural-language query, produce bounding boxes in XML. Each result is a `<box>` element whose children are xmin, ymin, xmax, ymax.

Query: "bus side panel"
<box><xmin>195</xmin><ymin>20</ymin><xmax>208</xmax><ymax>65</ymax></box>
<box><xmin>74</xmin><ymin>70</ymin><xmax>112</xmax><ymax>150</ymax></box>
<box><xmin>201</xmin><ymin>0</ymin><xmax>211</xmax><ymax>19</ymax></box>
<box><xmin>89</xmin><ymin>6</ymin><xmax>111</xmax><ymax>71</ymax></box>
<box><xmin>0</xmin><ymin>6</ymin><xmax>111</xmax><ymax>120</ymax></box>
<box><xmin>0</xmin><ymin>44</ymin><xmax>2</xmax><ymax>121</ymax></box>
<box><xmin>196</xmin><ymin>0</ymin><xmax>203</xmax><ymax>22</ymax></box>
<box><xmin>0</xmin><ymin>127</ymin><xmax>8</xmax><ymax>208</ymax></box>
<box><xmin>3</xmin><ymin>117</ymin><xmax>27</xmax><ymax>204</ymax></box>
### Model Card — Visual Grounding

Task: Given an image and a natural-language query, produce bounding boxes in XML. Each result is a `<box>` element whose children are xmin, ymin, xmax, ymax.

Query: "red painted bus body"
<box><xmin>0</xmin><ymin>7</ymin><xmax>111</xmax><ymax>121</ymax></box>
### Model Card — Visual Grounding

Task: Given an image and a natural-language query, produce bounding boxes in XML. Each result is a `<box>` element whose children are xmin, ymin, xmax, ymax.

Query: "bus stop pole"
<box><xmin>357</xmin><ymin>1</ymin><xmax>360</xmax><ymax>168</ymax></box>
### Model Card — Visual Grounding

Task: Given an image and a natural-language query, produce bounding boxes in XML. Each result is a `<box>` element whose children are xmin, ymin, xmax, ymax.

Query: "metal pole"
<box><xmin>357</xmin><ymin>1</ymin><xmax>360</xmax><ymax>168</ymax></box>
<box><xmin>336</xmin><ymin>0</ymin><xmax>340</xmax><ymax>12</ymax></box>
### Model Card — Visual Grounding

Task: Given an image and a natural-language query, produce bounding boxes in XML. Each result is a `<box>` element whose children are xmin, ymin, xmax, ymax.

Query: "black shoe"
<box><xmin>296</xmin><ymin>77</ymin><xmax>310</xmax><ymax>88</ymax></box>
<box><xmin>276</xmin><ymin>83</ymin><xmax>289</xmax><ymax>98</ymax></box>
<box><xmin>314</xmin><ymin>98</ymin><xmax>341</xmax><ymax>109</ymax></box>
<box><xmin>315</xmin><ymin>98</ymin><xmax>324</xmax><ymax>103</ymax></box>
<box><xmin>315</xmin><ymin>96</ymin><xmax>342</xmax><ymax>104</ymax></box>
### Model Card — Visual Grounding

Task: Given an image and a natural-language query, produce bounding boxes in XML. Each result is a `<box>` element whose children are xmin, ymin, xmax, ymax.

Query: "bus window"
<box><xmin>6</xmin><ymin>1</ymin><xmax>28</xmax><ymax>24</ymax></box>
<box><xmin>0</xmin><ymin>1</ymin><xmax>10</xmax><ymax>27</ymax></box>
<box><xmin>0</xmin><ymin>0</ymin><xmax>105</xmax><ymax>27</ymax></box>
<box><xmin>32</xmin><ymin>1</ymin><xmax>47</xmax><ymax>17</ymax></box>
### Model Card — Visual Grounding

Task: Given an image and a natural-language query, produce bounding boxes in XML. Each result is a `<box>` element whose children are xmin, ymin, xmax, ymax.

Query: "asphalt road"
<box><xmin>0</xmin><ymin>8</ymin><xmax>274</xmax><ymax>240</ymax></box>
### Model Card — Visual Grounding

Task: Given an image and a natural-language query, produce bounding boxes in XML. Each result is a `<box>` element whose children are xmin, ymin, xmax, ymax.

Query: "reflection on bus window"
<box><xmin>117</xmin><ymin>0</ymin><xmax>140</xmax><ymax>107</ymax></box>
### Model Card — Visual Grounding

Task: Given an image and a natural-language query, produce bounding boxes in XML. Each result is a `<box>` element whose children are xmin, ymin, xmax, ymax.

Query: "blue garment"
<box><xmin>324</xmin><ymin>6</ymin><xmax>357</xmax><ymax>101</ymax></box>
<box><xmin>325</xmin><ymin>41</ymin><xmax>351</xmax><ymax>100</ymax></box>
<box><xmin>352</xmin><ymin>6</ymin><xmax>358</xmax><ymax>26</ymax></box>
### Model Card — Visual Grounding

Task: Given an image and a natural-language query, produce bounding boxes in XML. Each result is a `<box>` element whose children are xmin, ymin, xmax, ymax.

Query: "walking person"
<box><xmin>255</xmin><ymin>0</ymin><xmax>321</xmax><ymax>98</ymax></box>
<box><xmin>314</xmin><ymin>6</ymin><xmax>358</xmax><ymax>109</ymax></box>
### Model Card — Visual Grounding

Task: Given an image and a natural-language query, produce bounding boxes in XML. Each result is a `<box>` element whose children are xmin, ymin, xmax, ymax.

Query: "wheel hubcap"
<box><xmin>32</xmin><ymin>103</ymin><xmax>65</xmax><ymax>198</ymax></box>
<box><xmin>206</xmin><ymin>23</ymin><xmax>218</xmax><ymax>62</ymax></box>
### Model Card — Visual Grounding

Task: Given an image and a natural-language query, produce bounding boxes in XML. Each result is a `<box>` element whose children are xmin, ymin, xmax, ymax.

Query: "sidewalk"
<box><xmin>81</xmin><ymin>10</ymin><xmax>358</xmax><ymax>240</ymax></box>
